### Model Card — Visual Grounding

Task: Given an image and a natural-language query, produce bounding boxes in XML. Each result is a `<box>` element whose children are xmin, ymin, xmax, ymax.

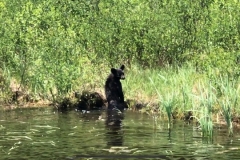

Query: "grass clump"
<box><xmin>136</xmin><ymin>64</ymin><xmax>239</xmax><ymax>137</ymax></box>
<box><xmin>192</xmin><ymin>82</ymin><xmax>216</xmax><ymax>138</ymax></box>
<box><xmin>216</xmin><ymin>75</ymin><xmax>238</xmax><ymax>136</ymax></box>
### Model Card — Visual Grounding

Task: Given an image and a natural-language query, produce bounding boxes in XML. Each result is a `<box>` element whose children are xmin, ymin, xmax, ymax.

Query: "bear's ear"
<box><xmin>111</xmin><ymin>68</ymin><xmax>117</xmax><ymax>74</ymax></box>
<box><xmin>120</xmin><ymin>65</ymin><xmax>125</xmax><ymax>70</ymax></box>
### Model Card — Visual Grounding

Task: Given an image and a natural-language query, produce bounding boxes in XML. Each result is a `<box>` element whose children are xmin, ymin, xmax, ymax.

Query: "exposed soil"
<box><xmin>2</xmin><ymin>88</ymin><xmax>240</xmax><ymax>129</ymax></box>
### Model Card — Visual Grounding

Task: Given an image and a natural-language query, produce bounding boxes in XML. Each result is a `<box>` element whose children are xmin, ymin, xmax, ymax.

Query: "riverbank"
<box><xmin>1</xmin><ymin>64</ymin><xmax>240</xmax><ymax>128</ymax></box>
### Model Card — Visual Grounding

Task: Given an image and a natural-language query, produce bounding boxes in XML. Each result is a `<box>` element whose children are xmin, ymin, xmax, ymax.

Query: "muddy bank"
<box><xmin>4</xmin><ymin>90</ymin><xmax>147</xmax><ymax>112</ymax></box>
<box><xmin>2</xmin><ymin>90</ymin><xmax>240</xmax><ymax>128</ymax></box>
<box><xmin>2</xmin><ymin>90</ymin><xmax>107</xmax><ymax>111</ymax></box>
<box><xmin>55</xmin><ymin>91</ymin><xmax>240</xmax><ymax>128</ymax></box>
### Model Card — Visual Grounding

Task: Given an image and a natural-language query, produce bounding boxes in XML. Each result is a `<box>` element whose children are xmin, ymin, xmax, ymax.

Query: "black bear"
<box><xmin>105</xmin><ymin>64</ymin><xmax>126</xmax><ymax>112</ymax></box>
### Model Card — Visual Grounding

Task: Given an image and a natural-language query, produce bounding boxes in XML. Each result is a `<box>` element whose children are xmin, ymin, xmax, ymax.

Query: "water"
<box><xmin>0</xmin><ymin>107</ymin><xmax>240</xmax><ymax>160</ymax></box>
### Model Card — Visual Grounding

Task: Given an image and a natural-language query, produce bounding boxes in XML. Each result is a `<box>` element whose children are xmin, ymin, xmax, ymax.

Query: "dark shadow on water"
<box><xmin>105</xmin><ymin>109</ymin><xmax>124</xmax><ymax>147</ymax></box>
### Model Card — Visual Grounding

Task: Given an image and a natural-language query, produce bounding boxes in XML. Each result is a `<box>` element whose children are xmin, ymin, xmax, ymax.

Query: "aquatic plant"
<box><xmin>192</xmin><ymin>81</ymin><xmax>215</xmax><ymax>138</ymax></box>
<box><xmin>161</xmin><ymin>93</ymin><xmax>176</xmax><ymax>129</ymax></box>
<box><xmin>149</xmin><ymin>76</ymin><xmax>177</xmax><ymax>129</ymax></box>
<box><xmin>216</xmin><ymin>75</ymin><xmax>238</xmax><ymax>136</ymax></box>
<box><xmin>219</xmin><ymin>99</ymin><xmax>233</xmax><ymax>136</ymax></box>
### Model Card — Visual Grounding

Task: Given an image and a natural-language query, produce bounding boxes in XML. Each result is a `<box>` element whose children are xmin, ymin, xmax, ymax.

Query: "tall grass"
<box><xmin>161</xmin><ymin>93</ymin><xmax>177</xmax><ymax>129</ymax></box>
<box><xmin>192</xmin><ymin>81</ymin><xmax>216</xmax><ymax>138</ymax></box>
<box><xmin>134</xmin><ymin>64</ymin><xmax>239</xmax><ymax>137</ymax></box>
<box><xmin>216</xmin><ymin>75</ymin><xmax>238</xmax><ymax>136</ymax></box>
<box><xmin>147</xmin><ymin>64</ymin><xmax>196</xmax><ymax>128</ymax></box>
<box><xmin>219</xmin><ymin>99</ymin><xmax>233</xmax><ymax>136</ymax></box>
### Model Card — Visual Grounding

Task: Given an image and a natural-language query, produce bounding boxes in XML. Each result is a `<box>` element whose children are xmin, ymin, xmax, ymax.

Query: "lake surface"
<box><xmin>0</xmin><ymin>107</ymin><xmax>239</xmax><ymax>160</ymax></box>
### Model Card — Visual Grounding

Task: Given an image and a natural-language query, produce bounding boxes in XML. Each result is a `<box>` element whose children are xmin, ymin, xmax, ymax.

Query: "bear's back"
<box><xmin>105</xmin><ymin>74</ymin><xmax>122</xmax><ymax>102</ymax></box>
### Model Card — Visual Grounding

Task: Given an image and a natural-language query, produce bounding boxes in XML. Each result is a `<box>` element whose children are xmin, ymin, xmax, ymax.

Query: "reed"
<box><xmin>216</xmin><ymin>75</ymin><xmax>238</xmax><ymax>136</ymax></box>
<box><xmin>161</xmin><ymin>93</ymin><xmax>176</xmax><ymax>129</ymax></box>
<box><xmin>149</xmin><ymin>76</ymin><xmax>177</xmax><ymax>129</ymax></box>
<box><xmin>192</xmin><ymin>81</ymin><xmax>215</xmax><ymax>138</ymax></box>
<box><xmin>219</xmin><ymin>99</ymin><xmax>233</xmax><ymax>136</ymax></box>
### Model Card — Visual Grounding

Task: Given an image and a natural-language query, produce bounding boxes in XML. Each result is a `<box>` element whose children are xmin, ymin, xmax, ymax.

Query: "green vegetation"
<box><xmin>0</xmin><ymin>0</ymin><xmax>240</xmax><ymax>136</ymax></box>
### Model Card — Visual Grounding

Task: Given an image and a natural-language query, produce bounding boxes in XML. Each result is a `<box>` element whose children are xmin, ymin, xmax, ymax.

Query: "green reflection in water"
<box><xmin>0</xmin><ymin>108</ymin><xmax>239</xmax><ymax>160</ymax></box>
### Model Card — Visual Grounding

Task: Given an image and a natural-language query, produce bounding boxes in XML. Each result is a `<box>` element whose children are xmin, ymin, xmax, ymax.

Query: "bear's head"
<box><xmin>111</xmin><ymin>65</ymin><xmax>125</xmax><ymax>80</ymax></box>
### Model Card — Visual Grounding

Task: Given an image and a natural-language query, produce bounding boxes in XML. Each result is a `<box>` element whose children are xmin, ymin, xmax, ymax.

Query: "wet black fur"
<box><xmin>105</xmin><ymin>65</ymin><xmax>125</xmax><ymax>111</ymax></box>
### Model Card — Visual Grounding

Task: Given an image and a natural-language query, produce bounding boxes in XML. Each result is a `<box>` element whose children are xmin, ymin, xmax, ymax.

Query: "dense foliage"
<box><xmin>0</xmin><ymin>0</ymin><xmax>239</xmax><ymax>102</ymax></box>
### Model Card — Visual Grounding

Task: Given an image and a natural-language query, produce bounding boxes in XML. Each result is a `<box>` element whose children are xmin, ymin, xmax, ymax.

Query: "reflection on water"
<box><xmin>0</xmin><ymin>107</ymin><xmax>240</xmax><ymax>160</ymax></box>
<box><xmin>105</xmin><ymin>109</ymin><xmax>124</xmax><ymax>147</ymax></box>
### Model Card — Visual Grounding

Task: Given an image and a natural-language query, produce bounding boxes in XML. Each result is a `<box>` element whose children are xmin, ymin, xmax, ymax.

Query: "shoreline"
<box><xmin>1</xmin><ymin>91</ymin><xmax>240</xmax><ymax>130</ymax></box>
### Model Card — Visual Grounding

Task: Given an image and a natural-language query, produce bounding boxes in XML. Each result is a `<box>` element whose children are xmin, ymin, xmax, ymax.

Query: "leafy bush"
<box><xmin>193</xmin><ymin>48</ymin><xmax>239</xmax><ymax>78</ymax></box>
